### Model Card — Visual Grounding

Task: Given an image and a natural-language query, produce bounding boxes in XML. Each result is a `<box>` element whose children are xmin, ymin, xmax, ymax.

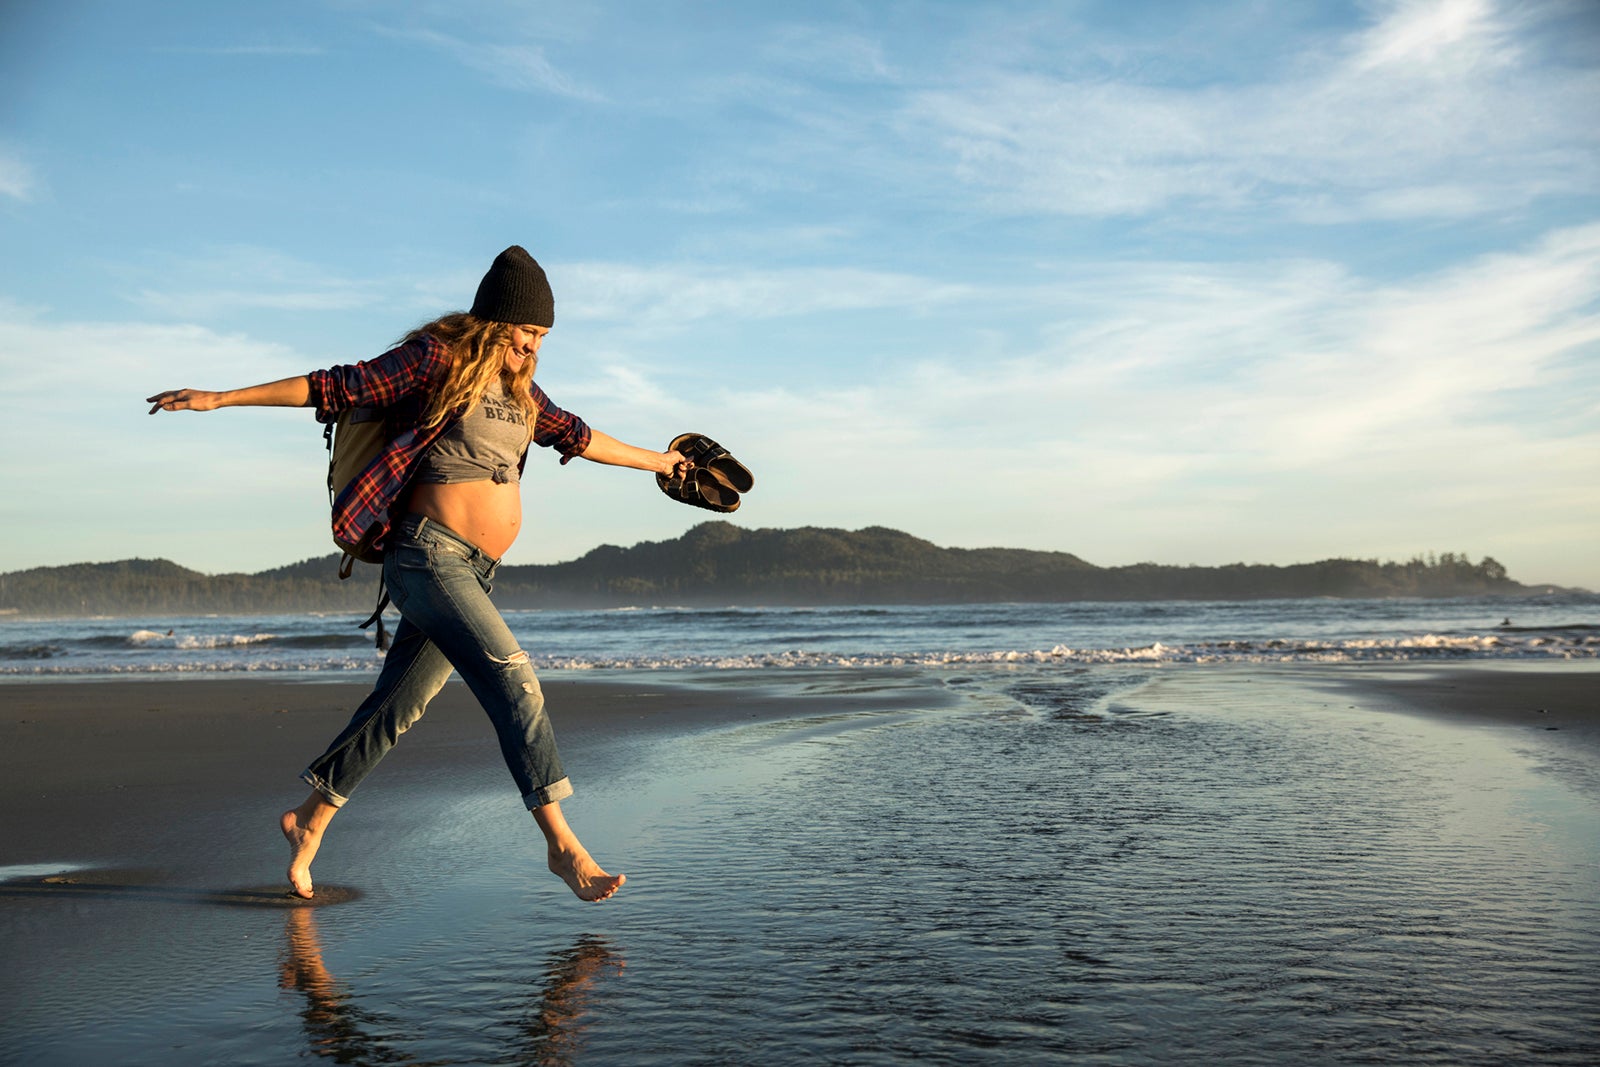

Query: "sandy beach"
<box><xmin>1311</xmin><ymin>663</ymin><xmax>1600</xmax><ymax>753</ymax></box>
<box><xmin>3</xmin><ymin>663</ymin><xmax>1597</xmax><ymax>1065</ymax></box>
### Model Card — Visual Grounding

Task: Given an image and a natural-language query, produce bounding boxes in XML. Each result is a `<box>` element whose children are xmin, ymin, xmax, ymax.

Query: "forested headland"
<box><xmin>0</xmin><ymin>522</ymin><xmax>1555</xmax><ymax>617</ymax></box>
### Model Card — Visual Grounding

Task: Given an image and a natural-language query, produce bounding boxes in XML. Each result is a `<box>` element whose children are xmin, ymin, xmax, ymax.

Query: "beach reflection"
<box><xmin>279</xmin><ymin>907</ymin><xmax>412</xmax><ymax>1064</ymax></box>
<box><xmin>511</xmin><ymin>934</ymin><xmax>626</xmax><ymax>1065</ymax></box>
<box><xmin>279</xmin><ymin>908</ymin><xmax>624</xmax><ymax>1065</ymax></box>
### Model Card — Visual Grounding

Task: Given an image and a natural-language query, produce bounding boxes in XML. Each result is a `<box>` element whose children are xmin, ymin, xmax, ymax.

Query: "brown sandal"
<box><xmin>657</xmin><ymin>433</ymin><xmax>752</xmax><ymax>513</ymax></box>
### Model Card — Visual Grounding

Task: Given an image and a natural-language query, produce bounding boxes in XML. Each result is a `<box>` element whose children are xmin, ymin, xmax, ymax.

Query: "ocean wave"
<box><xmin>0</xmin><ymin>642</ymin><xmax>66</xmax><ymax>661</ymax></box>
<box><xmin>0</xmin><ymin>657</ymin><xmax>380</xmax><ymax>676</ymax></box>
<box><xmin>5</xmin><ymin>631</ymin><xmax>1593</xmax><ymax>676</ymax></box>
<box><xmin>183</xmin><ymin>633</ymin><xmax>279</xmax><ymax>650</ymax></box>
<box><xmin>521</xmin><ymin>633</ymin><xmax>1597</xmax><ymax>669</ymax></box>
<box><xmin>116</xmin><ymin>630</ymin><xmax>286</xmax><ymax>650</ymax></box>
<box><xmin>272</xmin><ymin>634</ymin><xmax>370</xmax><ymax>649</ymax></box>
<box><xmin>550</xmin><ymin>631</ymin><xmax>1600</xmax><ymax>668</ymax></box>
<box><xmin>1495</xmin><ymin>621</ymin><xmax>1600</xmax><ymax>633</ymax></box>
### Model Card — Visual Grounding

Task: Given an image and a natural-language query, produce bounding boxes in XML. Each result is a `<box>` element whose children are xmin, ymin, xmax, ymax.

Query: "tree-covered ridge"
<box><xmin>0</xmin><ymin>523</ymin><xmax>1544</xmax><ymax>617</ymax></box>
<box><xmin>496</xmin><ymin>526</ymin><xmax>1527</xmax><ymax>606</ymax></box>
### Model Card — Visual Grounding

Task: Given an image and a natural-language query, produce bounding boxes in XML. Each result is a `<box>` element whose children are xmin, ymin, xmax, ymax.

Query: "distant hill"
<box><xmin>0</xmin><ymin>522</ymin><xmax>1548</xmax><ymax>617</ymax></box>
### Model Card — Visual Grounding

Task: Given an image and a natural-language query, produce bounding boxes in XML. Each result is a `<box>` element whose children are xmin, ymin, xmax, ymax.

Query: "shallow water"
<box><xmin>3</xmin><ymin>665</ymin><xmax>1597</xmax><ymax>1065</ymax></box>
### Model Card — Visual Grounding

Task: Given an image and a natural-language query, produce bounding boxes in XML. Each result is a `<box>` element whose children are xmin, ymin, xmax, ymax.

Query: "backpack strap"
<box><xmin>357</xmin><ymin>572</ymin><xmax>391</xmax><ymax>650</ymax></box>
<box><xmin>323</xmin><ymin>420</ymin><xmax>337</xmax><ymax>502</ymax></box>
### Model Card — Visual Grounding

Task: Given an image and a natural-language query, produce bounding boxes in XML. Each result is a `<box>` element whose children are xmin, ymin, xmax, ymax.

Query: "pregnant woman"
<box><xmin>148</xmin><ymin>246</ymin><xmax>686</xmax><ymax>902</ymax></box>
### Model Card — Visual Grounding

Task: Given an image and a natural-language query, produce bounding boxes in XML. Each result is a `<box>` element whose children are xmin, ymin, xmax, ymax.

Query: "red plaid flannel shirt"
<box><xmin>309</xmin><ymin>334</ymin><xmax>591</xmax><ymax>555</ymax></box>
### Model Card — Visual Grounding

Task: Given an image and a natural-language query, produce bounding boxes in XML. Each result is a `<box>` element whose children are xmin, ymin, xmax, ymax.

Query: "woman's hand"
<box><xmin>147</xmin><ymin>388</ymin><xmax>221</xmax><ymax>414</ymax></box>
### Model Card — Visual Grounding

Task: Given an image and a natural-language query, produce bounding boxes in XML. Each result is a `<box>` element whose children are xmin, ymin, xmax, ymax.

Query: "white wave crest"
<box><xmin>128</xmin><ymin>630</ymin><xmax>278</xmax><ymax>650</ymax></box>
<box><xmin>519</xmin><ymin>632</ymin><xmax>1598</xmax><ymax>670</ymax></box>
<box><xmin>5</xmin><ymin>631</ymin><xmax>1594</xmax><ymax>676</ymax></box>
<box><xmin>174</xmin><ymin>633</ymin><xmax>278</xmax><ymax>650</ymax></box>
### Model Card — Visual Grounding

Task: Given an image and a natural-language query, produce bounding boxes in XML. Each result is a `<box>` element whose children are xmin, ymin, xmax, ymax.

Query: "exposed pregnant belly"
<box><xmin>405</xmin><ymin>480</ymin><xmax>523</xmax><ymax>560</ymax></box>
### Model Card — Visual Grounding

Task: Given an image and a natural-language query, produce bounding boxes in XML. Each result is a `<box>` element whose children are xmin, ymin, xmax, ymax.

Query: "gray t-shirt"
<box><xmin>412</xmin><ymin>381</ymin><xmax>530</xmax><ymax>485</ymax></box>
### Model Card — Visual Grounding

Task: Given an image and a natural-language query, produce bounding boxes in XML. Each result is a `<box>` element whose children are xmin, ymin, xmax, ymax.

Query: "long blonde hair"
<box><xmin>399</xmin><ymin>313</ymin><xmax>538</xmax><ymax>435</ymax></box>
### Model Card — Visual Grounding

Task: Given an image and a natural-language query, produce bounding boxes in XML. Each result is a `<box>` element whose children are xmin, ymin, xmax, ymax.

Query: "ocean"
<box><xmin>2</xmin><ymin>591</ymin><xmax>1597</xmax><ymax>676</ymax></box>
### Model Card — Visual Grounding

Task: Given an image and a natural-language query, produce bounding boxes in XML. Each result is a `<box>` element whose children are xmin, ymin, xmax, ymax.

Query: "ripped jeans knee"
<box><xmin>470</xmin><ymin>648</ymin><xmax>565</xmax><ymax>808</ymax></box>
<box><xmin>487</xmin><ymin>646</ymin><xmax>543</xmax><ymax>697</ymax></box>
<box><xmin>488</xmin><ymin>646</ymin><xmax>535</xmax><ymax>684</ymax></box>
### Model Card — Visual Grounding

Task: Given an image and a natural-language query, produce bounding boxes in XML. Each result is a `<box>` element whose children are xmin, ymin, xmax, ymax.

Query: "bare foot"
<box><xmin>280</xmin><ymin>809</ymin><xmax>324</xmax><ymax>899</ymax></box>
<box><xmin>548</xmin><ymin>847</ymin><xmax>625</xmax><ymax>902</ymax></box>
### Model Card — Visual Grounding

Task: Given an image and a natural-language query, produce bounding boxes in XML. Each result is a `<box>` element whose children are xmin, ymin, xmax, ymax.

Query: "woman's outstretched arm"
<box><xmin>147</xmin><ymin>376</ymin><xmax>313</xmax><ymax>414</ymax></box>
<box><xmin>578</xmin><ymin>429</ymin><xmax>687</xmax><ymax>478</ymax></box>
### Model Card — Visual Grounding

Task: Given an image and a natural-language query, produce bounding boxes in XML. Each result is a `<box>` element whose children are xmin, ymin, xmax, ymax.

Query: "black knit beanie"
<box><xmin>470</xmin><ymin>245</ymin><xmax>555</xmax><ymax>328</ymax></box>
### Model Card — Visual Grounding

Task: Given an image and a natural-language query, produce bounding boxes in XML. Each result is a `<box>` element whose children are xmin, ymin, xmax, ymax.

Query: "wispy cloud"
<box><xmin>0</xmin><ymin>303</ymin><xmax>303</xmax><ymax>396</ymax></box>
<box><xmin>0</xmin><ymin>147</ymin><xmax>37</xmax><ymax>202</ymax></box>
<box><xmin>557</xmin><ymin>262</ymin><xmax>975</xmax><ymax>326</ymax></box>
<box><xmin>955</xmin><ymin>225</ymin><xmax>1596</xmax><ymax>467</ymax></box>
<box><xmin>0</xmin><ymin>300</ymin><xmax>325</xmax><ymax>569</ymax></box>
<box><xmin>760</xmin><ymin>24</ymin><xmax>894</xmax><ymax>82</ymax></box>
<box><xmin>1351</xmin><ymin>0</ymin><xmax>1509</xmax><ymax>71</ymax></box>
<box><xmin>120</xmin><ymin>246</ymin><xmax>382</xmax><ymax>319</ymax></box>
<box><xmin>386</xmin><ymin>27</ymin><xmax>603</xmax><ymax>101</ymax></box>
<box><xmin>898</xmin><ymin>0</ymin><xmax>1599</xmax><ymax>221</ymax></box>
<box><xmin>655</xmin><ymin>223</ymin><xmax>1600</xmax><ymax>571</ymax></box>
<box><xmin>153</xmin><ymin>44</ymin><xmax>326</xmax><ymax>57</ymax></box>
<box><xmin>132</xmin><ymin>286</ymin><xmax>373</xmax><ymax>316</ymax></box>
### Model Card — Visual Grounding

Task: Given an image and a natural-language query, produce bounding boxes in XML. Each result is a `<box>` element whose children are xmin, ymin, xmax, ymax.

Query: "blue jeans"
<box><xmin>301</xmin><ymin>514</ymin><xmax>573</xmax><ymax>810</ymax></box>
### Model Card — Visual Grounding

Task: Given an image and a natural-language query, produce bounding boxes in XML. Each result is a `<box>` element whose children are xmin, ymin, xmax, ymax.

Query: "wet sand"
<box><xmin>1307</xmin><ymin>663</ymin><xmax>1600</xmax><ymax>754</ymax></box>
<box><xmin>2</xmin><ymin>664</ymin><xmax>1593</xmax><ymax>878</ymax></box>
<box><xmin>3</xmin><ymin>663</ymin><xmax>1597</xmax><ymax>1065</ymax></box>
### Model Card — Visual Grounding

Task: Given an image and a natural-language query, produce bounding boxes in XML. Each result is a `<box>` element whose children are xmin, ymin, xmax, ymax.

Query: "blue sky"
<box><xmin>2</xmin><ymin>0</ymin><xmax>1597</xmax><ymax>587</ymax></box>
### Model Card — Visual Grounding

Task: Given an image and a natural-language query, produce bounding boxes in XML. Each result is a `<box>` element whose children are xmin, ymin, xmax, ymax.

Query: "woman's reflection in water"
<box><xmin>279</xmin><ymin>906</ymin><xmax>415</xmax><ymax>1064</ymax></box>
<box><xmin>279</xmin><ymin>907</ymin><xmax>624</xmax><ymax>1065</ymax></box>
<box><xmin>514</xmin><ymin>934</ymin><xmax>625</xmax><ymax>1065</ymax></box>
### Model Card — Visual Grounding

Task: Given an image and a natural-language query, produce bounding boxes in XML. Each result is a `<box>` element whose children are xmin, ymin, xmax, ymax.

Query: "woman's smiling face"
<box><xmin>505</xmin><ymin>324</ymin><xmax>548</xmax><ymax>372</ymax></box>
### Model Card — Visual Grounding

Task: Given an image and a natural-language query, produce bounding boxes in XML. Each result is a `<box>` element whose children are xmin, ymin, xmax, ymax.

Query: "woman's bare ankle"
<box><xmin>281</xmin><ymin>793</ymin><xmax>338</xmax><ymax>900</ymax></box>
<box><xmin>547</xmin><ymin>846</ymin><xmax>625</xmax><ymax>902</ymax></box>
<box><xmin>533</xmin><ymin>801</ymin><xmax>623</xmax><ymax>902</ymax></box>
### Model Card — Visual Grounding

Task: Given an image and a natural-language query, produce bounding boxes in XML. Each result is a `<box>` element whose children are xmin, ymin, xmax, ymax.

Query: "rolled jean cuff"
<box><xmin>524</xmin><ymin>776</ymin><xmax>573</xmax><ymax>810</ymax></box>
<box><xmin>300</xmin><ymin>769</ymin><xmax>350</xmax><ymax>808</ymax></box>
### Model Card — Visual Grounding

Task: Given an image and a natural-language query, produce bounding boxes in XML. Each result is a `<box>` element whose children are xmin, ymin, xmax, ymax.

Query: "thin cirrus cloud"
<box><xmin>1032</xmin><ymin>227</ymin><xmax>1591</xmax><ymax>457</ymax></box>
<box><xmin>120</xmin><ymin>247</ymin><xmax>385</xmax><ymax>320</ymax></box>
<box><xmin>150</xmin><ymin>44</ymin><xmax>327</xmax><ymax>57</ymax></box>
<box><xmin>758</xmin><ymin>24</ymin><xmax>896</xmax><ymax>82</ymax></box>
<box><xmin>556</xmin><ymin>262</ymin><xmax>975</xmax><ymax>327</ymax></box>
<box><xmin>671</xmin><ymin>223</ymin><xmax>1600</xmax><ymax>568</ymax></box>
<box><xmin>898</xmin><ymin>0</ymin><xmax>1597</xmax><ymax>220</ymax></box>
<box><xmin>0</xmin><ymin>148</ymin><xmax>36</xmax><ymax>202</ymax></box>
<box><xmin>0</xmin><ymin>302</ymin><xmax>306</xmax><ymax>402</ymax></box>
<box><xmin>386</xmin><ymin>27</ymin><xmax>604</xmax><ymax>101</ymax></box>
<box><xmin>1352</xmin><ymin>0</ymin><xmax>1511</xmax><ymax>71</ymax></box>
<box><xmin>545</xmin><ymin>217</ymin><xmax>1598</xmax><ymax>487</ymax></box>
<box><xmin>130</xmin><ymin>285</ymin><xmax>375</xmax><ymax>317</ymax></box>
<box><xmin>671</xmin><ymin>222</ymin><xmax>1600</xmax><ymax>506</ymax></box>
